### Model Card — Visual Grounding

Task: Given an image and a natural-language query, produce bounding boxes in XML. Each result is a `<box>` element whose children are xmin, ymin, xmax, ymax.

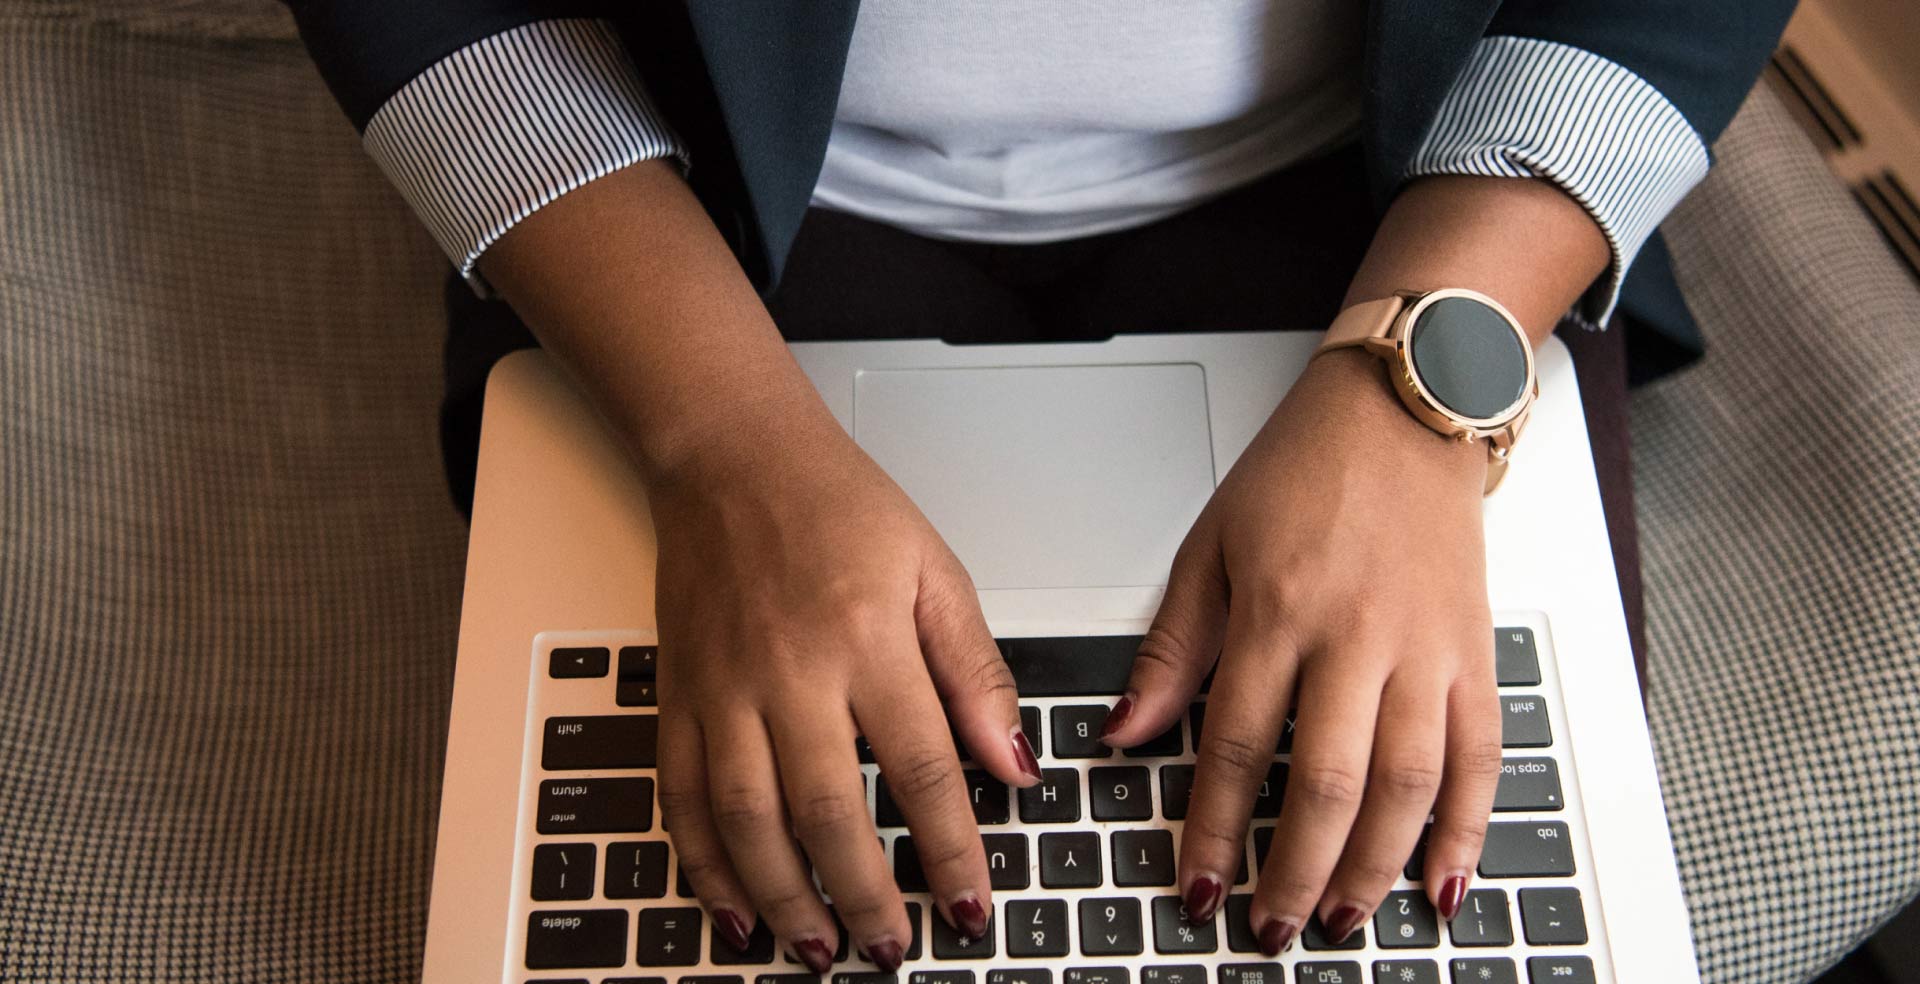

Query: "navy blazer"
<box><xmin>288</xmin><ymin>1</ymin><xmax>1793</xmax><ymax>381</ymax></box>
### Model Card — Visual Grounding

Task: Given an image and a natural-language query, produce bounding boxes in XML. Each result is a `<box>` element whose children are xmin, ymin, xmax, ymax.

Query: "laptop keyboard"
<box><xmin>508</xmin><ymin>620</ymin><xmax>1610</xmax><ymax>983</ymax></box>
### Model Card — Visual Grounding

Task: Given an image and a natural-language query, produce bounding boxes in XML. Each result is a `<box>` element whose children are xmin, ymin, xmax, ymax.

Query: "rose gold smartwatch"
<box><xmin>1314</xmin><ymin>288</ymin><xmax>1538</xmax><ymax>495</ymax></box>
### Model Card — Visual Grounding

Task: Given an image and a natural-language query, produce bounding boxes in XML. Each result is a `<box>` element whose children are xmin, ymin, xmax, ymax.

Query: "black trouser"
<box><xmin>440</xmin><ymin>141</ymin><xmax>1648</xmax><ymax>679</ymax></box>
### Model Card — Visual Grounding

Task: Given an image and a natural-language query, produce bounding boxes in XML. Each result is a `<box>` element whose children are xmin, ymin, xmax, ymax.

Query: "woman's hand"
<box><xmin>649</xmin><ymin>410</ymin><xmax>1041</xmax><ymax>974</ymax></box>
<box><xmin>1100</xmin><ymin>347</ymin><xmax>1504</xmax><ymax>954</ymax></box>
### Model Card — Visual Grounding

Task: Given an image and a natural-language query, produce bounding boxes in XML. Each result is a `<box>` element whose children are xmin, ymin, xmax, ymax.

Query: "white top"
<box><xmin>811</xmin><ymin>0</ymin><xmax>1367</xmax><ymax>243</ymax></box>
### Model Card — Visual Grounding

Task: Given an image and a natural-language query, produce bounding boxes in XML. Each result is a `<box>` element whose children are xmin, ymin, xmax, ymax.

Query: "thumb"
<box><xmin>916</xmin><ymin>546</ymin><xmax>1042</xmax><ymax>788</ymax></box>
<box><xmin>1103</xmin><ymin>519</ymin><xmax>1230</xmax><ymax>747</ymax></box>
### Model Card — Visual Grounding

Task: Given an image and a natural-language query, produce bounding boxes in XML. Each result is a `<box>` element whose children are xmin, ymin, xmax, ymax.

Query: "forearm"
<box><xmin>1343</xmin><ymin>175</ymin><xmax>1611</xmax><ymax>348</ymax></box>
<box><xmin>479</xmin><ymin>160</ymin><xmax>837</xmax><ymax>484</ymax></box>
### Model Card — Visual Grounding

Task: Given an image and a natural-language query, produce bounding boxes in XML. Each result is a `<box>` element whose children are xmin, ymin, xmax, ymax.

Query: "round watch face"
<box><xmin>1406</xmin><ymin>296</ymin><xmax>1530</xmax><ymax>422</ymax></box>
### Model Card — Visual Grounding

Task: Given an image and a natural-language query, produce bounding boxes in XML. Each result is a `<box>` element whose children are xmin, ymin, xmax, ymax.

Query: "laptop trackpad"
<box><xmin>853</xmin><ymin>364</ymin><xmax>1216</xmax><ymax>590</ymax></box>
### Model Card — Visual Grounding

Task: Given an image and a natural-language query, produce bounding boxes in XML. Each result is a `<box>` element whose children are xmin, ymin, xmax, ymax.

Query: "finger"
<box><xmin>1424</xmin><ymin>655</ymin><xmax>1502</xmax><ymax>922</ymax></box>
<box><xmin>655</xmin><ymin>708</ymin><xmax>759</xmax><ymax>953</ymax></box>
<box><xmin>1251</xmin><ymin>651</ymin><xmax>1383</xmax><ymax>957</ymax></box>
<box><xmin>704</xmin><ymin>709</ymin><xmax>839</xmax><ymax>974</ymax></box>
<box><xmin>1177</xmin><ymin>608</ymin><xmax>1294</xmax><ymax>926</ymax></box>
<box><xmin>917</xmin><ymin>547</ymin><xmax>1039</xmax><ymax>788</ymax></box>
<box><xmin>1104</xmin><ymin>519</ymin><xmax>1229</xmax><ymax>748</ymax></box>
<box><xmin>768</xmin><ymin>707</ymin><xmax>912</xmax><ymax>971</ymax></box>
<box><xmin>1317</xmin><ymin>667</ymin><xmax>1447</xmax><ymax>943</ymax></box>
<box><xmin>854</xmin><ymin>657</ymin><xmax>993</xmax><ymax>941</ymax></box>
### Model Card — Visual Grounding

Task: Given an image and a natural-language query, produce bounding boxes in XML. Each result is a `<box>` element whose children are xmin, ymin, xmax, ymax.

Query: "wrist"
<box><xmin>1300</xmin><ymin>348</ymin><xmax>1489</xmax><ymax>485</ymax></box>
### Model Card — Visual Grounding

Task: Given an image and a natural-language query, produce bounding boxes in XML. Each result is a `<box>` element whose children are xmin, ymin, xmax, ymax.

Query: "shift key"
<box><xmin>1478</xmin><ymin>821</ymin><xmax>1575</xmax><ymax>877</ymax></box>
<box><xmin>537</xmin><ymin>777</ymin><xmax>654</xmax><ymax>834</ymax></box>
<box><xmin>542</xmin><ymin>715</ymin><xmax>658</xmax><ymax>770</ymax></box>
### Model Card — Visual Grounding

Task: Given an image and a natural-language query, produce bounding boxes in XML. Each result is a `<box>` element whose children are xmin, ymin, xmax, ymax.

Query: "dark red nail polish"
<box><xmin>1011</xmin><ymin>729</ymin><xmax>1042</xmax><ymax>781</ymax></box>
<box><xmin>866</xmin><ymin>938</ymin><xmax>903</xmax><ymax>972</ymax></box>
<box><xmin>714</xmin><ymin>908</ymin><xmax>751</xmax><ymax>952</ymax></box>
<box><xmin>1439</xmin><ymin>875</ymin><xmax>1468</xmax><ymax>922</ymax></box>
<box><xmin>1183</xmin><ymin>875</ymin><xmax>1224</xmax><ymax>922</ymax></box>
<box><xmin>795</xmin><ymin>938</ymin><xmax>834</xmax><ymax>974</ymax></box>
<box><xmin>1257</xmin><ymin>918</ymin><xmax>1297</xmax><ymax>957</ymax></box>
<box><xmin>951</xmin><ymin>895</ymin><xmax>989</xmax><ymax>940</ymax></box>
<box><xmin>1327</xmin><ymin>905</ymin><xmax>1366</xmax><ymax>944</ymax></box>
<box><xmin>1100</xmin><ymin>695</ymin><xmax>1135</xmax><ymax>739</ymax></box>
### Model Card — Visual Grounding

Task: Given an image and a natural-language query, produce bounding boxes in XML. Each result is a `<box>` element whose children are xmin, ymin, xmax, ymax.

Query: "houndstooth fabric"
<box><xmin>2</xmin><ymin>4</ymin><xmax>1916</xmax><ymax>982</ymax></box>
<box><xmin>0</xmin><ymin>2</ymin><xmax>465</xmax><ymax>981</ymax></box>
<box><xmin>1642</xmin><ymin>87</ymin><xmax>1920</xmax><ymax>982</ymax></box>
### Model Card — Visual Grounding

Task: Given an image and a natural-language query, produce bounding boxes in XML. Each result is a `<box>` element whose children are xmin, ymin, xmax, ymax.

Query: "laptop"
<box><xmin>419</xmin><ymin>332</ymin><xmax>1697</xmax><ymax>984</ymax></box>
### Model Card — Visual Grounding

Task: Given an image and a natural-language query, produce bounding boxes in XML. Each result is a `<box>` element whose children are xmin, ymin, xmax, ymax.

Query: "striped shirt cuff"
<box><xmin>1407</xmin><ymin>35</ymin><xmax>1711</xmax><ymax>326</ymax></box>
<box><xmin>362</xmin><ymin>19</ymin><xmax>686</xmax><ymax>289</ymax></box>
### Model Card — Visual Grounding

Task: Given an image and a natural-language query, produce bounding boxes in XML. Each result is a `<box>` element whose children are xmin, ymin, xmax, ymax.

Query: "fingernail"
<box><xmin>714</xmin><ymin>908</ymin><xmax>751</xmax><ymax>952</ymax></box>
<box><xmin>1327</xmin><ymin>904</ymin><xmax>1366</xmax><ymax>944</ymax></box>
<box><xmin>794</xmin><ymin>937</ymin><xmax>834</xmax><ymax>974</ymax></box>
<box><xmin>1100</xmin><ymin>694</ymin><xmax>1135</xmax><ymax>740</ymax></box>
<box><xmin>865</xmin><ymin>937</ymin><xmax>903</xmax><ymax>972</ymax></box>
<box><xmin>1183</xmin><ymin>874</ymin><xmax>1224</xmax><ymax>922</ymax></box>
<box><xmin>1439</xmin><ymin>874</ymin><xmax>1469</xmax><ymax>922</ymax></box>
<box><xmin>1010</xmin><ymin>727</ymin><xmax>1043</xmax><ymax>782</ymax></box>
<box><xmin>951</xmin><ymin>894</ymin><xmax>989</xmax><ymax>940</ymax></box>
<box><xmin>1257</xmin><ymin>917</ymin><xmax>1299</xmax><ymax>957</ymax></box>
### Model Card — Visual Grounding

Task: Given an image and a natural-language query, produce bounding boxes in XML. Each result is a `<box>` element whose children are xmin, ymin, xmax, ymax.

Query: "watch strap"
<box><xmin>1316</xmin><ymin>294</ymin><xmax>1405</xmax><ymax>355</ymax></box>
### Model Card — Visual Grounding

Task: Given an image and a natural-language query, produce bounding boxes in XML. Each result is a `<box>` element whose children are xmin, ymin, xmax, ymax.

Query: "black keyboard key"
<box><xmin>1064</xmin><ymin>970</ymin><xmax>1130</xmax><ymax>984</ymax></box>
<box><xmin>856</xmin><ymin>736</ymin><xmax>876</xmax><ymax>764</ymax></box>
<box><xmin>1448</xmin><ymin>890</ymin><xmax>1513</xmax><ymax>947</ymax></box>
<box><xmin>1040</xmin><ymin>831</ymin><xmax>1103</xmax><ymax>889</ymax></box>
<box><xmin>614</xmin><ymin>679</ymin><xmax>657</xmax><ymax>707</ymax></box>
<box><xmin>675</xmin><ymin>862</ymin><xmax>693</xmax><ymax>897</ymax></box>
<box><xmin>906</xmin><ymin>901</ymin><xmax>926</xmax><ymax>960</ymax></box>
<box><xmin>989</xmin><ymin>971</ymin><xmax>1055</xmax><ymax>984</ymax></box>
<box><xmin>1220</xmin><ymin>963</ymin><xmax>1286</xmax><ymax>984</ymax></box>
<box><xmin>636</xmin><ymin>907</ymin><xmax>702</xmax><ymax>965</ymax></box>
<box><xmin>1160</xmin><ymin>765</ymin><xmax>1193</xmax><ymax>820</ymax></box>
<box><xmin>932</xmin><ymin>905</ymin><xmax>996</xmax><ymax>959</ymax></box>
<box><xmin>997</xmin><ymin>636</ymin><xmax>1141</xmax><ymax>695</ymax></box>
<box><xmin>985</xmin><ymin>832</ymin><xmax>1030</xmax><ymax>890</ymax></box>
<box><xmin>969</xmin><ymin>770</ymin><xmax>1011</xmax><ymax>825</ymax></box>
<box><xmin>1090</xmin><ymin>766</ymin><xmax>1153</xmax><ymax>821</ymax></box>
<box><xmin>1403</xmin><ymin>825</ymin><xmax>1430</xmax><ymax>881</ymax></box>
<box><xmin>894</xmin><ymin>836</ymin><xmax>928</xmax><ymax>892</ymax></box>
<box><xmin>1494</xmin><ymin>628</ymin><xmax>1541</xmax><ymax>686</ymax></box>
<box><xmin>1373</xmin><ymin>959</ymin><xmax>1442</xmax><ymax>984</ymax></box>
<box><xmin>712</xmin><ymin>918</ymin><xmax>776</xmax><ymax>964</ymax></box>
<box><xmin>1021</xmin><ymin>705</ymin><xmax>1044</xmax><ymax>758</ymax></box>
<box><xmin>1253</xmin><ymin>826</ymin><xmax>1274</xmax><ymax>869</ymax></box>
<box><xmin>1225</xmin><ymin>895</ymin><xmax>1258</xmax><ymax>953</ymax></box>
<box><xmin>536</xmin><ymin>777</ymin><xmax>654</xmax><ymax>834</ymax></box>
<box><xmin>1151</xmin><ymin>896</ymin><xmax>1218</xmax><ymax>954</ymax></box>
<box><xmin>541</xmin><ymin>715</ymin><xmax>659</xmax><ymax>770</ymax></box>
<box><xmin>1518</xmin><ymin>888</ymin><xmax>1587</xmax><ymax>946</ymax></box>
<box><xmin>836</xmin><ymin>976</ymin><xmax>897</xmax><ymax>984</ymax></box>
<box><xmin>604</xmin><ymin>841</ymin><xmax>668</xmax><ymax>899</ymax></box>
<box><xmin>1293</xmin><ymin>962</ymin><xmax>1363</xmax><ymax>984</ymax></box>
<box><xmin>1125</xmin><ymin>724</ymin><xmax>1183</xmax><ymax>758</ymax></box>
<box><xmin>1450</xmin><ymin>958</ymin><xmax>1518</xmax><ymax>984</ymax></box>
<box><xmin>526</xmin><ymin>909</ymin><xmax>627</xmax><ymax>969</ymax></box>
<box><xmin>1141</xmin><ymin>967</ymin><xmax>1208</xmax><ymax>984</ymax></box>
<box><xmin>617</xmin><ymin>644</ymin><xmax>657</xmax><ymax>679</ymax></box>
<box><xmin>1112</xmin><ymin>829</ymin><xmax>1176</xmax><ymax>886</ymax></box>
<box><xmin>550</xmin><ymin>646</ymin><xmax>609</xmax><ymax>678</ymax></box>
<box><xmin>1500</xmin><ymin>695</ymin><xmax>1552</xmax><ymax>748</ymax></box>
<box><xmin>1252</xmin><ymin>763</ymin><xmax>1287</xmax><ymax>818</ymax></box>
<box><xmin>1494</xmin><ymin>758</ymin><xmax>1564</xmax><ymax>812</ymax></box>
<box><xmin>908</xmin><ymin>973</ymin><xmax>976</xmax><ymax>984</ymax></box>
<box><xmin>1478</xmin><ymin>822</ymin><xmax>1575</xmax><ymax>877</ymax></box>
<box><xmin>531</xmin><ymin>843</ymin><xmax>596</xmax><ymax>901</ymax></box>
<box><xmin>1053</xmin><ymin>705</ymin><xmax>1115</xmax><ymax>758</ymax></box>
<box><xmin>1021</xmin><ymin>768</ymin><xmax>1082</xmax><ymax>823</ymax></box>
<box><xmin>1006</xmin><ymin>899</ymin><xmax>1071</xmax><ymax>958</ymax></box>
<box><xmin>1303</xmin><ymin>912</ymin><xmax>1365</xmax><ymax>950</ymax></box>
<box><xmin>1079</xmin><ymin>897</ymin><xmax>1145</xmax><ymax>956</ymax></box>
<box><xmin>876</xmin><ymin>776</ymin><xmax>907</xmax><ymax>828</ymax></box>
<box><xmin>1373</xmin><ymin>891</ymin><xmax>1439</xmax><ymax>948</ymax></box>
<box><xmin>754</xmin><ymin>978</ymin><xmax>821</xmax><ymax>984</ymax></box>
<box><xmin>1524</xmin><ymin>956</ymin><xmax>1595</xmax><ymax>983</ymax></box>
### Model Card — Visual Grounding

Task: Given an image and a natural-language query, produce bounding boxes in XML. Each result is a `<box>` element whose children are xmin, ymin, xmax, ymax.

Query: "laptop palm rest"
<box><xmin>851</xmin><ymin>363</ymin><xmax>1216</xmax><ymax>590</ymax></box>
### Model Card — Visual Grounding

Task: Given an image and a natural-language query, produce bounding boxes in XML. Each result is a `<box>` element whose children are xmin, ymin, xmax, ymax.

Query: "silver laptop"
<box><xmin>420</xmin><ymin>332</ymin><xmax>1697</xmax><ymax>984</ymax></box>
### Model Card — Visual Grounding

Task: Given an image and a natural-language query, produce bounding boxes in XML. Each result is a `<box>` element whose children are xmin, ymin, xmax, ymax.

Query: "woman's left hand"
<box><xmin>1099</xmin><ymin>346</ymin><xmax>1506</xmax><ymax>955</ymax></box>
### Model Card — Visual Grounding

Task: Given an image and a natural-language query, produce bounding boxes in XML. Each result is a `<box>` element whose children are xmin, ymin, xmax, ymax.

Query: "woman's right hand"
<box><xmin>648</xmin><ymin>410</ymin><xmax>1042</xmax><ymax>974</ymax></box>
